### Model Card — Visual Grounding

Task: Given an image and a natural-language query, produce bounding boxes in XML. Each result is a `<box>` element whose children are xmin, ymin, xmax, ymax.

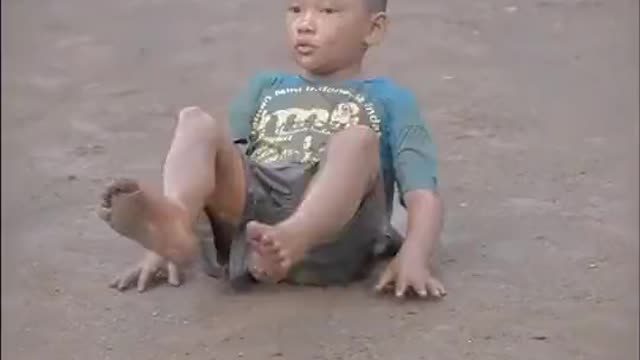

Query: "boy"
<box><xmin>99</xmin><ymin>0</ymin><xmax>446</xmax><ymax>299</ymax></box>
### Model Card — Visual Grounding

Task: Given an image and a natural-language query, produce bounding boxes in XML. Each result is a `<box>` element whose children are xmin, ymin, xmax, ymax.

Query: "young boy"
<box><xmin>99</xmin><ymin>0</ymin><xmax>446</xmax><ymax>299</ymax></box>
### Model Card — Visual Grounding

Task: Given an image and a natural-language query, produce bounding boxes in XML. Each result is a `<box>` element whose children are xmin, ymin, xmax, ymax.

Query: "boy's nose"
<box><xmin>295</xmin><ymin>11</ymin><xmax>316</xmax><ymax>34</ymax></box>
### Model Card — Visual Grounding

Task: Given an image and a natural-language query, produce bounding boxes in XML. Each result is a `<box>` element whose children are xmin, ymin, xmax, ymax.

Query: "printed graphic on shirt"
<box><xmin>249</xmin><ymin>85</ymin><xmax>382</xmax><ymax>165</ymax></box>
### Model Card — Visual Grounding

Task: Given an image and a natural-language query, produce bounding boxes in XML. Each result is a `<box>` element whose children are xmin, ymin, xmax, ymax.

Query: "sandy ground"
<box><xmin>2</xmin><ymin>0</ymin><xmax>638</xmax><ymax>359</ymax></box>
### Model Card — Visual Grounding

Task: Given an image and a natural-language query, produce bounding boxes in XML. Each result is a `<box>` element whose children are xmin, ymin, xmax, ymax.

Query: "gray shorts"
<box><xmin>226</xmin><ymin>150</ymin><xmax>394</xmax><ymax>287</ymax></box>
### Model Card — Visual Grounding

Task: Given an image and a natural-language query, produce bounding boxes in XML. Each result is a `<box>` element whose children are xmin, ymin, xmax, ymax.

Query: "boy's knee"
<box><xmin>332</xmin><ymin>125</ymin><xmax>379</xmax><ymax>152</ymax></box>
<box><xmin>177</xmin><ymin>106</ymin><xmax>220</xmax><ymax>133</ymax></box>
<box><xmin>178</xmin><ymin>106</ymin><xmax>207</xmax><ymax>120</ymax></box>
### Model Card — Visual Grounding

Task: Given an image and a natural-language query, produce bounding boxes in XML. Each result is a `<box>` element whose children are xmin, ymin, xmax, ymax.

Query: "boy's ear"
<box><xmin>365</xmin><ymin>12</ymin><xmax>388</xmax><ymax>48</ymax></box>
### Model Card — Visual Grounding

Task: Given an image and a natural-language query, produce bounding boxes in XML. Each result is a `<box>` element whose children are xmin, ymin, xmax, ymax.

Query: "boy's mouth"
<box><xmin>294</xmin><ymin>42</ymin><xmax>316</xmax><ymax>56</ymax></box>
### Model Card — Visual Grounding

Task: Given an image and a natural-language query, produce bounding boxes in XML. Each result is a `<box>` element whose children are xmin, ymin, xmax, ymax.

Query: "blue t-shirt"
<box><xmin>229</xmin><ymin>72</ymin><xmax>438</xmax><ymax>211</ymax></box>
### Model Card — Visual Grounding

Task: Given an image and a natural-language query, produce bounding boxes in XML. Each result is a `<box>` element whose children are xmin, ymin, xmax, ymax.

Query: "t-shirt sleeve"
<box><xmin>228</xmin><ymin>72</ymin><xmax>277</xmax><ymax>143</ymax></box>
<box><xmin>386</xmin><ymin>88</ymin><xmax>438</xmax><ymax>197</ymax></box>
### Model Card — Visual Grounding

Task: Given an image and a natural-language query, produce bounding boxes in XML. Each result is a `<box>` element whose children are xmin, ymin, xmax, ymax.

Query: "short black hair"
<box><xmin>366</xmin><ymin>0</ymin><xmax>387</xmax><ymax>12</ymax></box>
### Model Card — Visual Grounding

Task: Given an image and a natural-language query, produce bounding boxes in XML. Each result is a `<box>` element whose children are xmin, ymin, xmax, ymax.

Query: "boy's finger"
<box><xmin>118</xmin><ymin>269</ymin><xmax>140</xmax><ymax>291</ymax></box>
<box><xmin>395</xmin><ymin>278</ymin><xmax>408</xmax><ymax>298</ymax></box>
<box><xmin>167</xmin><ymin>263</ymin><xmax>181</xmax><ymax>287</ymax></box>
<box><xmin>137</xmin><ymin>267</ymin><xmax>153</xmax><ymax>292</ymax></box>
<box><xmin>426</xmin><ymin>283</ymin><xmax>440</xmax><ymax>298</ymax></box>
<box><xmin>414</xmin><ymin>281</ymin><xmax>428</xmax><ymax>298</ymax></box>
<box><xmin>110</xmin><ymin>269</ymin><xmax>131</xmax><ymax>289</ymax></box>
<box><xmin>375</xmin><ymin>268</ymin><xmax>394</xmax><ymax>292</ymax></box>
<box><xmin>110</xmin><ymin>273</ymin><xmax>127</xmax><ymax>289</ymax></box>
<box><xmin>427</xmin><ymin>278</ymin><xmax>447</xmax><ymax>298</ymax></box>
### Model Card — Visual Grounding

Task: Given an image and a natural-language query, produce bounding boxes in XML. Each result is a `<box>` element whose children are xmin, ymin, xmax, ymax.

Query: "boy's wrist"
<box><xmin>400</xmin><ymin>236</ymin><xmax>431</xmax><ymax>263</ymax></box>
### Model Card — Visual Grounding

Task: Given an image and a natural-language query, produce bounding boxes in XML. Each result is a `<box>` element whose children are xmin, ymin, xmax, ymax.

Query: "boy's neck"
<box><xmin>301</xmin><ymin>61</ymin><xmax>364</xmax><ymax>83</ymax></box>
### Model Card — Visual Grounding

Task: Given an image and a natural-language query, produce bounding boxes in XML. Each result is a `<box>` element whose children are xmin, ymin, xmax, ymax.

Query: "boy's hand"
<box><xmin>109</xmin><ymin>251</ymin><xmax>181</xmax><ymax>292</ymax></box>
<box><xmin>375</xmin><ymin>243</ymin><xmax>446</xmax><ymax>299</ymax></box>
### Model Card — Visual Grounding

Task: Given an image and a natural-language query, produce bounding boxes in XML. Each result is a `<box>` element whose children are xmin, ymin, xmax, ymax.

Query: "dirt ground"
<box><xmin>2</xmin><ymin>0</ymin><xmax>638</xmax><ymax>359</ymax></box>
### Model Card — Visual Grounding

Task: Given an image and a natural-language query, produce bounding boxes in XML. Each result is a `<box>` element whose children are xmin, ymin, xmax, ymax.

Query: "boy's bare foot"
<box><xmin>246</xmin><ymin>248</ymin><xmax>286</xmax><ymax>283</ymax></box>
<box><xmin>246</xmin><ymin>221</ymin><xmax>310</xmax><ymax>283</ymax></box>
<box><xmin>98</xmin><ymin>179</ymin><xmax>198</xmax><ymax>264</ymax></box>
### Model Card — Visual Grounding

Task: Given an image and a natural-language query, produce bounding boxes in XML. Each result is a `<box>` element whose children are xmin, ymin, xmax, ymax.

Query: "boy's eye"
<box><xmin>288</xmin><ymin>5</ymin><xmax>302</xmax><ymax>14</ymax></box>
<box><xmin>321</xmin><ymin>8</ymin><xmax>337</xmax><ymax>14</ymax></box>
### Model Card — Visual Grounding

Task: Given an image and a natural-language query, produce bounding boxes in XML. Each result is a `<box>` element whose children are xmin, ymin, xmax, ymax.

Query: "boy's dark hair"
<box><xmin>367</xmin><ymin>0</ymin><xmax>387</xmax><ymax>12</ymax></box>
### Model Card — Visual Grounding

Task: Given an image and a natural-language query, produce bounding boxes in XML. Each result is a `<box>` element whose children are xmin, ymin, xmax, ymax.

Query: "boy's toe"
<box><xmin>97</xmin><ymin>206</ymin><xmax>111</xmax><ymax>222</ymax></box>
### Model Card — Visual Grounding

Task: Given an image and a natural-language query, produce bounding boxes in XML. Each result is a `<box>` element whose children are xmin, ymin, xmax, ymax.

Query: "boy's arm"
<box><xmin>375</xmin><ymin>87</ymin><xmax>446</xmax><ymax>298</ymax></box>
<box><xmin>376</xmin><ymin>189</ymin><xmax>447</xmax><ymax>299</ymax></box>
<box><xmin>403</xmin><ymin>189</ymin><xmax>443</xmax><ymax>273</ymax></box>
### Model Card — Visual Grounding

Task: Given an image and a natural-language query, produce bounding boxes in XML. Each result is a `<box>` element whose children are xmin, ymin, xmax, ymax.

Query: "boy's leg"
<box><xmin>247</xmin><ymin>125</ymin><xmax>380</xmax><ymax>282</ymax></box>
<box><xmin>98</xmin><ymin>106</ymin><xmax>246</xmax><ymax>264</ymax></box>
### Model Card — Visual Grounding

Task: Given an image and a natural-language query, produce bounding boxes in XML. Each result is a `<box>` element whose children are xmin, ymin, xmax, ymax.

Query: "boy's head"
<box><xmin>286</xmin><ymin>0</ymin><xmax>388</xmax><ymax>78</ymax></box>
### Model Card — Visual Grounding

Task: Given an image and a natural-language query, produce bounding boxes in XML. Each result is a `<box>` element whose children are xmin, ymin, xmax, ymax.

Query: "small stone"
<box><xmin>67</xmin><ymin>174</ymin><xmax>78</xmax><ymax>181</ymax></box>
<box><xmin>535</xmin><ymin>235</ymin><xmax>546</xmax><ymax>240</ymax></box>
<box><xmin>238</xmin><ymin>352</ymin><xmax>244</xmax><ymax>358</ymax></box>
<box><xmin>152</xmin><ymin>311</ymin><xmax>159</xmax><ymax>317</ymax></box>
<box><xmin>442</xmin><ymin>75</ymin><xmax>455</xmax><ymax>81</ymax></box>
<box><xmin>406</xmin><ymin>310</ymin><xmax>418</xmax><ymax>315</ymax></box>
<box><xmin>504</xmin><ymin>5</ymin><xmax>518</xmax><ymax>13</ymax></box>
<box><xmin>531</xmin><ymin>335</ymin><xmax>548</xmax><ymax>341</ymax></box>
<box><xmin>460</xmin><ymin>202</ymin><xmax>468</xmax><ymax>208</ymax></box>
<box><xmin>588</xmin><ymin>263</ymin><xmax>598</xmax><ymax>269</ymax></box>
<box><xmin>271</xmin><ymin>352</ymin><xmax>284</xmax><ymax>358</ymax></box>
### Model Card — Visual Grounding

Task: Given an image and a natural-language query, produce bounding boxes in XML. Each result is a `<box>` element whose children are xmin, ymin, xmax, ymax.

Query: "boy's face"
<box><xmin>285</xmin><ymin>0</ymin><xmax>386</xmax><ymax>77</ymax></box>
